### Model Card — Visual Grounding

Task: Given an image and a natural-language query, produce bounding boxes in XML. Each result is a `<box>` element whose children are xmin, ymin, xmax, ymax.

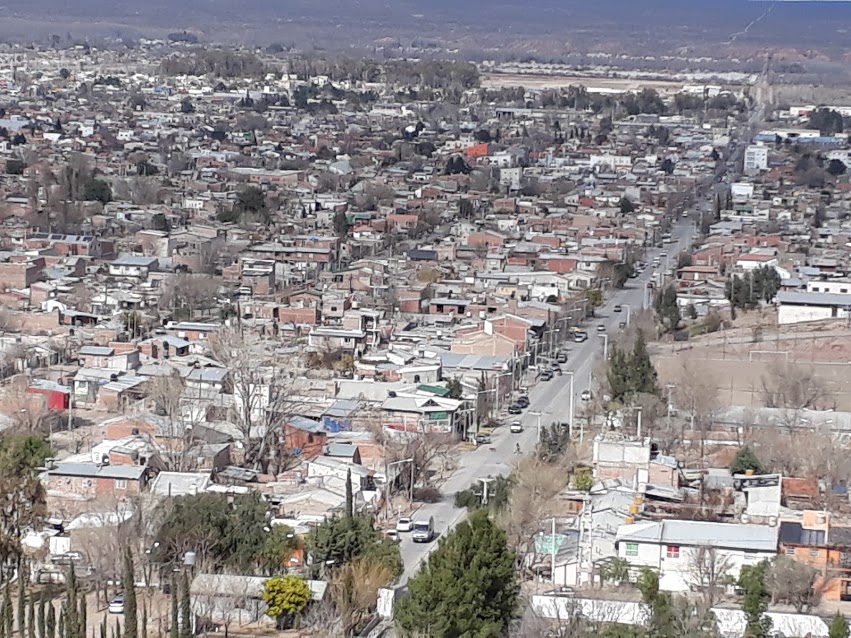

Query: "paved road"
<box><xmin>396</xmin><ymin>219</ymin><xmax>696</xmax><ymax>584</ymax></box>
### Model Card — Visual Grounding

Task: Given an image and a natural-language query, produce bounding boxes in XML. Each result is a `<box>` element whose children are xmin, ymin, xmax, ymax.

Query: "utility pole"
<box><xmin>566</xmin><ymin>371</ymin><xmax>575</xmax><ymax>440</ymax></box>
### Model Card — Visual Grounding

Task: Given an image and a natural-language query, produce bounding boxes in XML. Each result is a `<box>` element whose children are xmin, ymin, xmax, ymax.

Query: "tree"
<box><xmin>606</xmin><ymin>332</ymin><xmax>660</xmax><ymax>404</ymax></box>
<box><xmin>761</xmin><ymin>362</ymin><xmax>826</xmax><ymax>412</ymax></box>
<box><xmin>5</xmin><ymin>160</ymin><xmax>25</xmax><ymax>175</ymax></box>
<box><xmin>739</xmin><ymin>560</ymin><xmax>772</xmax><ymax>638</ymax></box>
<box><xmin>332</xmin><ymin>211</ymin><xmax>350</xmax><ymax>237</ymax></box>
<box><xmin>44</xmin><ymin>604</ymin><xmax>54</xmax><ymax>638</ymax></box>
<box><xmin>257</xmin><ymin>525</ymin><xmax>299</xmax><ymax>575</ymax></box>
<box><xmin>829</xmin><ymin>613</ymin><xmax>849</xmax><ymax>638</ymax></box>
<box><xmin>454</xmin><ymin>475</ymin><xmax>513</xmax><ymax>512</ymax></box>
<box><xmin>179</xmin><ymin>573</ymin><xmax>191</xmax><ymax>638</ymax></box>
<box><xmin>59</xmin><ymin>68</ymin><xmax>70</xmax><ymax>80</ymax></box>
<box><xmin>730</xmin><ymin>446</ymin><xmax>764</xmax><ymax>475</ymax></box>
<box><xmin>235</xmin><ymin>186</ymin><xmax>267</xmax><ymax>222</ymax></box>
<box><xmin>446</xmin><ymin>378</ymin><xmax>463</xmax><ymax>399</ymax></box>
<box><xmin>584</xmin><ymin>288</ymin><xmax>603</xmax><ymax>309</ymax></box>
<box><xmin>122</xmin><ymin>549</ymin><xmax>137</xmax><ymax>638</ymax></box>
<box><xmin>37</xmin><ymin>594</ymin><xmax>45</xmax><ymax>638</ymax></box>
<box><xmin>395</xmin><ymin>510</ymin><xmax>518</xmax><ymax>637</ymax></box>
<box><xmin>330</xmin><ymin>557</ymin><xmax>394</xmax><ymax>636</ymax></box>
<box><xmin>828</xmin><ymin>159</ymin><xmax>847</xmax><ymax>177</ymax></box>
<box><xmin>600</xmin><ymin>558</ymin><xmax>631</xmax><ymax>586</ymax></box>
<box><xmin>261</xmin><ymin>576</ymin><xmax>311</xmax><ymax>630</ymax></box>
<box><xmin>82</xmin><ymin>179</ymin><xmax>112</xmax><ymax>204</ymax></box>
<box><xmin>0</xmin><ymin>435</ymin><xmax>51</xmax><ymax>567</ymax></box>
<box><xmin>660</xmin><ymin>158</ymin><xmax>675</xmax><ymax>175</ymax></box>
<box><xmin>654</xmin><ymin>285</ymin><xmax>681</xmax><ymax>333</ymax></box>
<box><xmin>169</xmin><ymin>581</ymin><xmax>178</xmax><ymax>638</ymax></box>
<box><xmin>677</xmin><ymin>252</ymin><xmax>693</xmax><ymax>269</ymax></box>
<box><xmin>27</xmin><ymin>594</ymin><xmax>35</xmax><ymax>638</ymax></box>
<box><xmin>619</xmin><ymin>197</ymin><xmax>636</xmax><ymax>214</ymax></box>
<box><xmin>308</xmin><ymin>515</ymin><xmax>402</xmax><ymax>579</ymax></box>
<box><xmin>180</xmin><ymin>99</ymin><xmax>194</xmax><ymax>114</ymax></box>
<box><xmin>689</xmin><ymin>546</ymin><xmax>732</xmax><ymax>607</ymax></box>
<box><xmin>766</xmin><ymin>555</ymin><xmax>819</xmax><ymax>613</ymax></box>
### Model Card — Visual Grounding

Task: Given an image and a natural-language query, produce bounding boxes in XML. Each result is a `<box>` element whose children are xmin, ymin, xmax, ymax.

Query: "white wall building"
<box><xmin>743</xmin><ymin>144</ymin><xmax>768</xmax><ymax>172</ymax></box>
<box><xmin>616</xmin><ymin>520</ymin><xmax>777</xmax><ymax>592</ymax></box>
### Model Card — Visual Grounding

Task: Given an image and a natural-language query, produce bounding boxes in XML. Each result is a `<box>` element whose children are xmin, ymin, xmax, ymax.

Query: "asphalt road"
<box><xmin>396</xmin><ymin>217</ymin><xmax>696</xmax><ymax>584</ymax></box>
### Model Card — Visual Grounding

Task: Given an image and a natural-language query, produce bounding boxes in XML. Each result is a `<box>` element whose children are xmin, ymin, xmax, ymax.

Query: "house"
<box><xmin>41</xmin><ymin>461</ymin><xmax>149</xmax><ymax>504</ymax></box>
<box><xmin>776</xmin><ymin>291</ymin><xmax>851</xmax><ymax>325</ymax></box>
<box><xmin>108</xmin><ymin>255</ymin><xmax>159</xmax><ymax>279</ymax></box>
<box><xmin>380</xmin><ymin>393</ymin><xmax>462</xmax><ymax>435</ymax></box>
<box><xmin>283</xmin><ymin>417</ymin><xmax>327</xmax><ymax>459</ymax></box>
<box><xmin>615</xmin><ymin>520</ymin><xmax>777</xmax><ymax>592</ymax></box>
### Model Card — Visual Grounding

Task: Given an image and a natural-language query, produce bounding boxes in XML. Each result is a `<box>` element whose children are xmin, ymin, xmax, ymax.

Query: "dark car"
<box><xmin>516</xmin><ymin>396</ymin><xmax>530</xmax><ymax>408</ymax></box>
<box><xmin>556</xmin><ymin>351</ymin><xmax>568</xmax><ymax>363</ymax></box>
<box><xmin>507</xmin><ymin>404</ymin><xmax>523</xmax><ymax>415</ymax></box>
<box><xmin>540</xmin><ymin>370</ymin><xmax>554</xmax><ymax>381</ymax></box>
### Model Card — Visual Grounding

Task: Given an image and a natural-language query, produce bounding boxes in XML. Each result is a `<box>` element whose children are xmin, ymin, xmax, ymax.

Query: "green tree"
<box><xmin>829</xmin><ymin>613</ymin><xmax>849</xmax><ymax>638</ymax></box>
<box><xmin>613</xmin><ymin>263</ymin><xmax>635</xmax><ymax>289</ymax></box>
<box><xmin>2</xmin><ymin>584</ymin><xmax>12</xmax><ymax>638</ymax></box>
<box><xmin>396</xmin><ymin>510</ymin><xmax>518</xmax><ymax>637</ymax></box>
<box><xmin>179</xmin><ymin>573</ymin><xmax>191</xmax><ymax>638</ymax></box>
<box><xmin>0</xmin><ymin>435</ymin><xmax>51</xmax><ymax>567</ymax></box>
<box><xmin>730</xmin><ymin>446</ymin><xmax>764</xmax><ymax>475</ymax></box>
<box><xmin>82</xmin><ymin>179</ymin><xmax>112</xmax><ymax>204</ymax></box>
<box><xmin>454</xmin><ymin>475</ymin><xmax>513</xmax><ymax>512</ymax></box>
<box><xmin>308</xmin><ymin>514</ymin><xmax>402</xmax><ymax>579</ymax></box>
<box><xmin>739</xmin><ymin>560</ymin><xmax>772</xmax><ymax>638</ymax></box>
<box><xmin>64</xmin><ymin>565</ymin><xmax>79</xmax><ymax>638</ymax></box>
<box><xmin>17</xmin><ymin>579</ymin><xmax>25</xmax><ymax>637</ymax></box>
<box><xmin>5</xmin><ymin>160</ymin><xmax>25</xmax><ymax>175</ymax></box>
<box><xmin>654</xmin><ymin>285</ymin><xmax>681</xmax><ymax>332</ymax></box>
<box><xmin>574</xmin><ymin>471</ymin><xmax>593</xmax><ymax>492</ymax></box>
<box><xmin>27</xmin><ymin>596</ymin><xmax>35</xmax><ymax>638</ymax></box>
<box><xmin>332</xmin><ymin>211</ymin><xmax>350</xmax><ymax>237</ymax></box>
<box><xmin>677</xmin><ymin>252</ymin><xmax>693</xmax><ymax>269</ymax></box>
<box><xmin>607</xmin><ymin>332</ymin><xmax>660</xmax><ymax>404</ymax></box>
<box><xmin>37</xmin><ymin>594</ymin><xmax>45</xmax><ymax>638</ymax></box>
<box><xmin>122</xmin><ymin>549</ymin><xmax>137</xmax><ymax>638</ymax></box>
<box><xmin>261</xmin><ymin>576</ymin><xmax>311</xmax><ymax>630</ymax></box>
<box><xmin>235</xmin><ymin>186</ymin><xmax>266</xmax><ymax>219</ymax></box>
<box><xmin>445</xmin><ymin>378</ymin><xmax>463</xmax><ymax>399</ymax></box>
<box><xmin>619</xmin><ymin>197</ymin><xmax>636</xmax><ymax>214</ymax></box>
<box><xmin>258</xmin><ymin>526</ymin><xmax>299</xmax><ymax>575</ymax></box>
<box><xmin>584</xmin><ymin>288</ymin><xmax>603</xmax><ymax>309</ymax></box>
<box><xmin>600</xmin><ymin>558</ymin><xmax>631</xmax><ymax>586</ymax></box>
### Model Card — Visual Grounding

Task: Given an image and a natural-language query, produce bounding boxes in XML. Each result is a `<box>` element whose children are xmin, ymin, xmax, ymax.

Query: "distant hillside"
<box><xmin>0</xmin><ymin>0</ymin><xmax>849</xmax><ymax>60</ymax></box>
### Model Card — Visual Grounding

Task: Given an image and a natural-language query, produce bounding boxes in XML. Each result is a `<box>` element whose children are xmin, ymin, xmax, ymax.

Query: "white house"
<box><xmin>743</xmin><ymin>144</ymin><xmax>768</xmax><ymax>172</ymax></box>
<box><xmin>615</xmin><ymin>520</ymin><xmax>777</xmax><ymax>592</ymax></box>
<box><xmin>777</xmin><ymin>290</ymin><xmax>851</xmax><ymax>325</ymax></box>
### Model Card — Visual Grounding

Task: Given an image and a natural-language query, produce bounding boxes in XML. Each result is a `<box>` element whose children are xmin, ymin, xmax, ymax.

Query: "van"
<box><xmin>412</xmin><ymin>516</ymin><xmax>435</xmax><ymax>543</ymax></box>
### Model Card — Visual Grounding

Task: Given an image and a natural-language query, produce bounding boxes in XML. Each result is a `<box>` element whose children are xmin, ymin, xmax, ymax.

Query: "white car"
<box><xmin>396</xmin><ymin>517</ymin><xmax>413</xmax><ymax>533</ymax></box>
<box><xmin>510</xmin><ymin>421</ymin><xmax>523</xmax><ymax>433</ymax></box>
<box><xmin>581</xmin><ymin>390</ymin><xmax>592</xmax><ymax>402</ymax></box>
<box><xmin>108</xmin><ymin>596</ymin><xmax>125</xmax><ymax>614</ymax></box>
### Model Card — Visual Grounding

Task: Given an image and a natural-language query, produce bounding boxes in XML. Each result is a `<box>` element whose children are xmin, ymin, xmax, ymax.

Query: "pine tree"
<box><xmin>37</xmin><ymin>595</ymin><xmax>45</xmax><ymax>638</ymax></box>
<box><xmin>630</xmin><ymin>332</ymin><xmax>659</xmax><ymax>397</ymax></box>
<box><xmin>178</xmin><ymin>574</ymin><xmax>190</xmax><ymax>638</ymax></box>
<box><xmin>122</xmin><ymin>550</ymin><xmax>137</xmax><ymax>638</ymax></box>
<box><xmin>45</xmin><ymin>605</ymin><xmax>54</xmax><ymax>638</ymax></box>
<box><xmin>64</xmin><ymin>567</ymin><xmax>78</xmax><ymax>638</ymax></box>
<box><xmin>395</xmin><ymin>510</ymin><xmax>519</xmax><ymax>636</ymax></box>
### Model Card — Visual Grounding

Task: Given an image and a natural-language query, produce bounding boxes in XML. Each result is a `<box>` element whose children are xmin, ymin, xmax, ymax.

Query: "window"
<box><xmin>666</xmin><ymin>545</ymin><xmax>680</xmax><ymax>559</ymax></box>
<box><xmin>811</xmin><ymin>286</ymin><xmax>819</xmax><ymax>292</ymax></box>
<box><xmin>842</xmin><ymin>289</ymin><xmax>848</xmax><ymax>294</ymax></box>
<box><xmin>115</xmin><ymin>479</ymin><xmax>127</xmax><ymax>490</ymax></box>
<box><xmin>810</xmin><ymin>549</ymin><xmax>820</xmax><ymax>558</ymax></box>
<box><xmin>626</xmin><ymin>543</ymin><xmax>638</xmax><ymax>557</ymax></box>
<box><xmin>786</xmin><ymin>547</ymin><xmax>796</xmax><ymax>555</ymax></box>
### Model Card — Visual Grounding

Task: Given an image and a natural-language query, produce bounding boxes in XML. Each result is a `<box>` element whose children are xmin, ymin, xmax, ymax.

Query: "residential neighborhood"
<box><xmin>0</xmin><ymin>38</ymin><xmax>850</xmax><ymax>638</ymax></box>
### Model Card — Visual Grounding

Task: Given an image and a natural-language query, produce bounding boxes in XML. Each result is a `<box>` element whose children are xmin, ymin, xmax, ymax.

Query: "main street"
<box><xmin>397</xmin><ymin>217</ymin><xmax>696</xmax><ymax>584</ymax></box>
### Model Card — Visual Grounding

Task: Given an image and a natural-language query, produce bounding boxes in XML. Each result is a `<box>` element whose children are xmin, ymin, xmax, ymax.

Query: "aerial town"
<box><xmin>0</xmin><ymin>37</ymin><xmax>850</xmax><ymax>638</ymax></box>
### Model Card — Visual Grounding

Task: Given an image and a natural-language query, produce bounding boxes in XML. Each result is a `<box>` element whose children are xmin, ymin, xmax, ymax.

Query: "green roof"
<box><xmin>417</xmin><ymin>384</ymin><xmax>450</xmax><ymax>397</ymax></box>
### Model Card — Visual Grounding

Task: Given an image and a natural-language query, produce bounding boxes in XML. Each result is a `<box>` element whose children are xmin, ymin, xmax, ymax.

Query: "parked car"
<box><xmin>396</xmin><ymin>518</ymin><xmax>413</xmax><ymax>533</ymax></box>
<box><xmin>384</xmin><ymin>529</ymin><xmax>401</xmax><ymax>543</ymax></box>
<box><xmin>581</xmin><ymin>390</ymin><xmax>592</xmax><ymax>402</ymax></box>
<box><xmin>473</xmin><ymin>434</ymin><xmax>492</xmax><ymax>446</ymax></box>
<box><xmin>109</xmin><ymin>597</ymin><xmax>125</xmax><ymax>615</ymax></box>
<box><xmin>516</xmin><ymin>396</ymin><xmax>530</xmax><ymax>408</ymax></box>
<box><xmin>510</xmin><ymin>421</ymin><xmax>523</xmax><ymax>433</ymax></box>
<box><xmin>573</xmin><ymin>331</ymin><xmax>588</xmax><ymax>343</ymax></box>
<box><xmin>596</xmin><ymin>324</ymin><xmax>606</xmax><ymax>333</ymax></box>
<box><xmin>540</xmin><ymin>370</ymin><xmax>554</xmax><ymax>381</ymax></box>
<box><xmin>508</xmin><ymin>404</ymin><xmax>523</xmax><ymax>415</ymax></box>
<box><xmin>556</xmin><ymin>352</ymin><xmax>568</xmax><ymax>364</ymax></box>
<box><xmin>551</xmin><ymin>364</ymin><xmax>562</xmax><ymax>374</ymax></box>
<box><xmin>613</xmin><ymin>305</ymin><xmax>622</xmax><ymax>313</ymax></box>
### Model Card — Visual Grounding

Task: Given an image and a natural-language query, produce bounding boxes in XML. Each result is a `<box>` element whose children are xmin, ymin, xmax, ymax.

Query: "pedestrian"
<box><xmin>515</xmin><ymin>443</ymin><xmax>521</xmax><ymax>455</ymax></box>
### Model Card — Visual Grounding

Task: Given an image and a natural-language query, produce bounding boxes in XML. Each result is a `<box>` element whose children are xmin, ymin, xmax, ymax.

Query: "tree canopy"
<box><xmin>395</xmin><ymin>510</ymin><xmax>518</xmax><ymax>637</ymax></box>
<box><xmin>607</xmin><ymin>332</ymin><xmax>660</xmax><ymax>404</ymax></box>
<box><xmin>262</xmin><ymin>576</ymin><xmax>311</xmax><ymax>629</ymax></box>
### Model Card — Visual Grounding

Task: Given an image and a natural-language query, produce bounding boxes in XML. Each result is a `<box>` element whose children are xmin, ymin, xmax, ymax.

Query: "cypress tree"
<box><xmin>168</xmin><ymin>582</ymin><xmax>177</xmax><ymax>638</ymax></box>
<box><xmin>3</xmin><ymin>584</ymin><xmax>14</xmax><ymax>638</ymax></box>
<box><xmin>178</xmin><ymin>575</ymin><xmax>190</xmax><ymax>638</ymax></box>
<box><xmin>344</xmin><ymin>469</ymin><xmax>353</xmax><ymax>518</ymax></box>
<box><xmin>26</xmin><ymin>597</ymin><xmax>34</xmax><ymax>638</ymax></box>
<box><xmin>45</xmin><ymin>605</ymin><xmax>54</xmax><ymax>638</ymax></box>
<box><xmin>17</xmin><ymin>581</ymin><xmax>25</xmax><ymax>636</ymax></box>
<box><xmin>121</xmin><ymin>550</ymin><xmax>136</xmax><ymax>638</ymax></box>
<box><xmin>76</xmin><ymin>596</ymin><xmax>85</xmax><ymax>638</ymax></box>
<box><xmin>64</xmin><ymin>568</ymin><xmax>77</xmax><ymax>638</ymax></box>
<box><xmin>139</xmin><ymin>605</ymin><xmax>146</xmax><ymax>638</ymax></box>
<box><xmin>37</xmin><ymin>595</ymin><xmax>45</xmax><ymax>638</ymax></box>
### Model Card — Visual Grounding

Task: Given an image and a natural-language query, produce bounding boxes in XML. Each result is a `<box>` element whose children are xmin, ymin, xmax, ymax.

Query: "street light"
<box><xmin>528</xmin><ymin>410</ymin><xmax>549</xmax><ymax>443</ymax></box>
<box><xmin>624</xmin><ymin>304</ymin><xmax>631</xmax><ymax>327</ymax></box>
<box><xmin>599</xmin><ymin>333</ymin><xmax>609</xmax><ymax>361</ymax></box>
<box><xmin>565</xmin><ymin>371</ymin><xmax>575</xmax><ymax>441</ymax></box>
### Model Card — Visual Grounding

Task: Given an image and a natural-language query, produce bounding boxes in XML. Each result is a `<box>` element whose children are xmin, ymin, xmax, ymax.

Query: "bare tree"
<box><xmin>159</xmin><ymin>274</ymin><xmax>222</xmax><ymax>320</ymax></box>
<box><xmin>689</xmin><ymin>545</ymin><xmax>733</xmax><ymax>608</ymax></box>
<box><xmin>762</xmin><ymin>362</ymin><xmax>828</xmax><ymax>412</ymax></box>
<box><xmin>766</xmin><ymin>555</ymin><xmax>820</xmax><ymax>613</ymax></box>
<box><xmin>146</xmin><ymin>373</ymin><xmax>198</xmax><ymax>472</ymax></box>
<box><xmin>330</xmin><ymin>557</ymin><xmax>394</xmax><ymax>636</ymax></box>
<box><xmin>1</xmin><ymin>375</ymin><xmax>59</xmax><ymax>435</ymax></box>
<box><xmin>385</xmin><ymin>432</ymin><xmax>458</xmax><ymax>497</ymax></box>
<box><xmin>208</xmin><ymin>327</ymin><xmax>295</xmax><ymax>472</ymax></box>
